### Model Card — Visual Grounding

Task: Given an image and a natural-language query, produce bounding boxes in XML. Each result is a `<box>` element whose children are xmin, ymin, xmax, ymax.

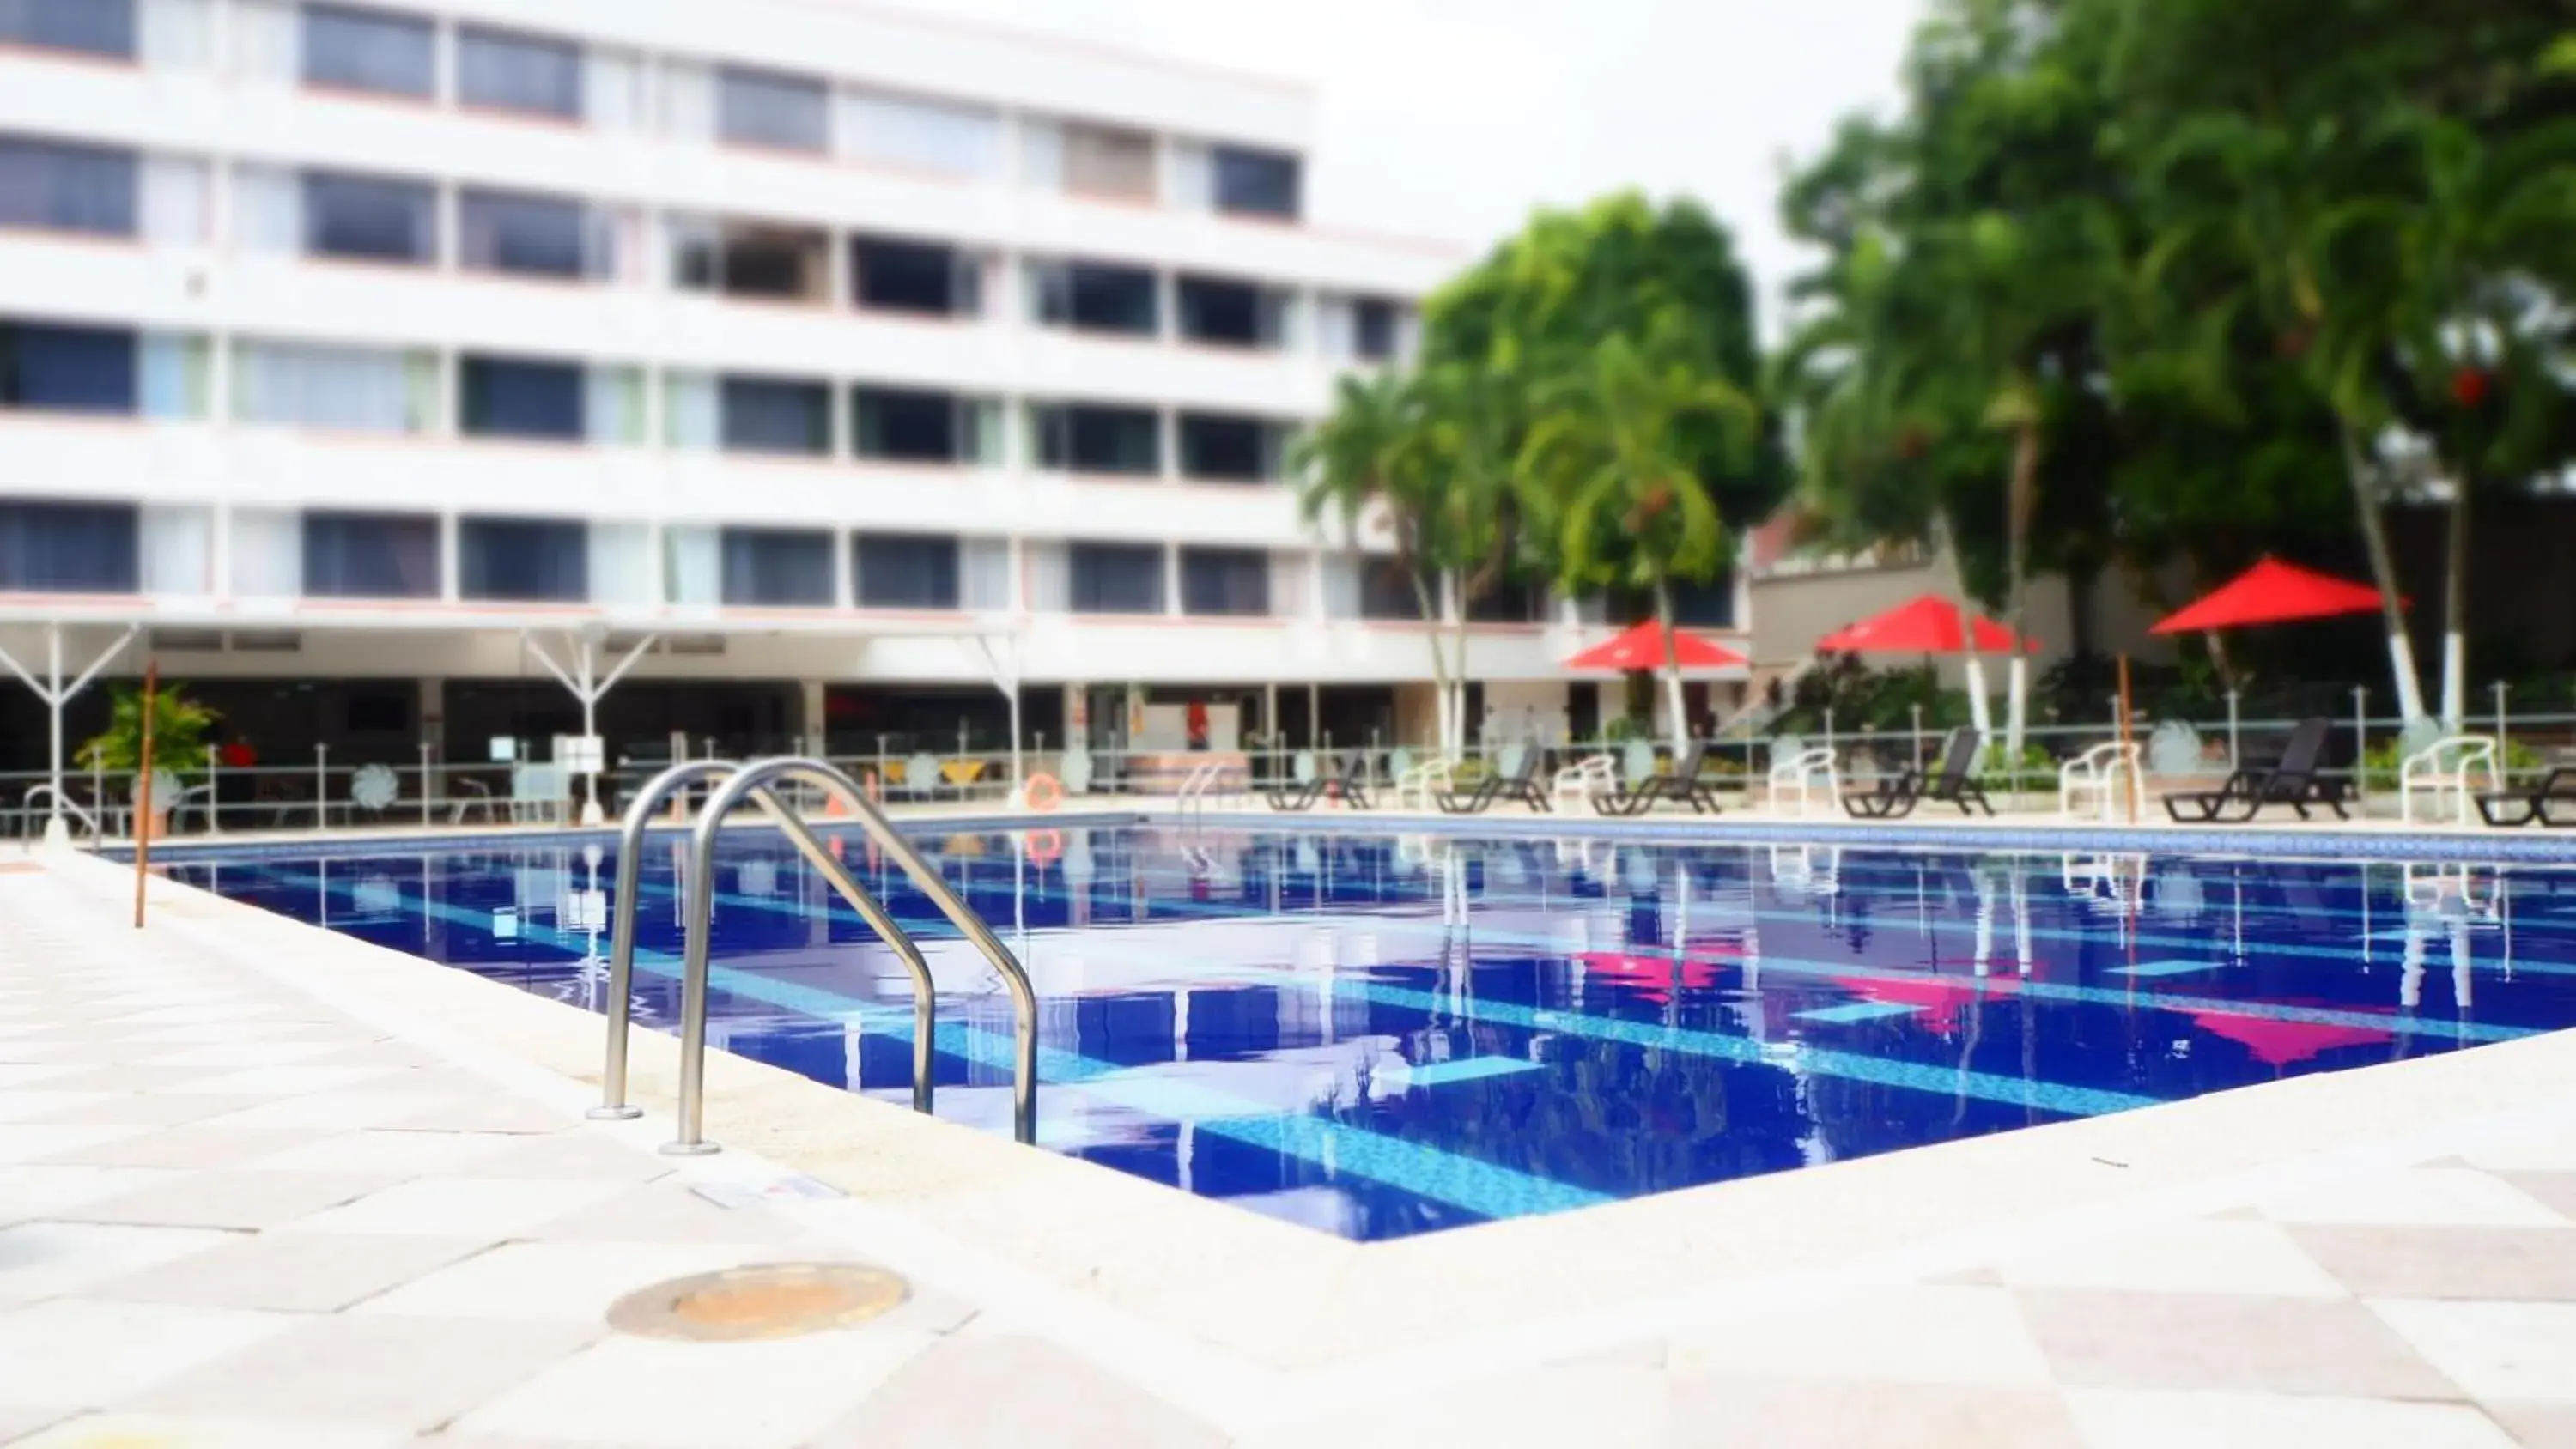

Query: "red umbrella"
<box><xmin>1816</xmin><ymin>595</ymin><xmax>2031</xmax><ymax>655</ymax></box>
<box><xmin>1564</xmin><ymin>621</ymin><xmax>1748</xmax><ymax>672</ymax></box>
<box><xmin>2151</xmin><ymin>558</ymin><xmax>2392</xmax><ymax>636</ymax></box>
<box><xmin>1571</xmin><ymin>949</ymin><xmax>1728</xmax><ymax>1006</ymax></box>
<box><xmin>1831</xmin><ymin>973</ymin><xmax>2019</xmax><ymax>1033</ymax></box>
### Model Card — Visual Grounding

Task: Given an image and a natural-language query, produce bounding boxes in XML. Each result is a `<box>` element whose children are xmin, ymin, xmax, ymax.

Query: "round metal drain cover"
<box><xmin>606</xmin><ymin>1263</ymin><xmax>909</xmax><ymax>1342</ymax></box>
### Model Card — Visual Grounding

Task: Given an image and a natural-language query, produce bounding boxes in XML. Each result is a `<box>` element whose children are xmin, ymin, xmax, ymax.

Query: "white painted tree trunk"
<box><xmin>2003</xmin><ymin>654</ymin><xmax>2029</xmax><ymax>761</ymax></box>
<box><xmin>1662</xmin><ymin>670</ymin><xmax>1689</xmax><ymax>759</ymax></box>
<box><xmin>2440</xmin><ymin>632</ymin><xmax>2465</xmax><ymax>733</ymax></box>
<box><xmin>1964</xmin><ymin>657</ymin><xmax>1996</xmax><ymax>741</ymax></box>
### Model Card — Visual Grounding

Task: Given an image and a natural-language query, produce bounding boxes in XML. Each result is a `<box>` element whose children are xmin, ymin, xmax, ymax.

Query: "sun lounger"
<box><xmin>2164</xmin><ymin>718</ymin><xmax>2347</xmax><ymax>822</ymax></box>
<box><xmin>2476</xmin><ymin>767</ymin><xmax>2576</xmax><ymax>828</ymax></box>
<box><xmin>1437</xmin><ymin>750</ymin><xmax>1549</xmax><ymax>815</ymax></box>
<box><xmin>1594</xmin><ymin>742</ymin><xmax>1722</xmax><ymax>816</ymax></box>
<box><xmin>1266</xmin><ymin>754</ymin><xmax>1373</xmax><ymax>812</ymax></box>
<box><xmin>1843</xmin><ymin>726</ymin><xmax>1995</xmax><ymax>819</ymax></box>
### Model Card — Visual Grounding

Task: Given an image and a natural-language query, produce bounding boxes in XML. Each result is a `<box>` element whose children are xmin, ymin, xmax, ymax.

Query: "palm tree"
<box><xmin>1291</xmin><ymin>371</ymin><xmax>1506</xmax><ymax>759</ymax></box>
<box><xmin>1517</xmin><ymin>321</ymin><xmax>1759</xmax><ymax>756</ymax></box>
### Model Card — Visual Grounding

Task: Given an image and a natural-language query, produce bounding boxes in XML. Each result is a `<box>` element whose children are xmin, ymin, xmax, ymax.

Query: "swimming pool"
<box><xmin>165</xmin><ymin>824</ymin><xmax>2576</xmax><ymax>1242</ymax></box>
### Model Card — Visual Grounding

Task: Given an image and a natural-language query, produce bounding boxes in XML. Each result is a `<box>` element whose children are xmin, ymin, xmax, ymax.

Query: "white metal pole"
<box><xmin>314</xmin><ymin>743</ymin><xmax>329</xmax><ymax>830</ymax></box>
<box><xmin>46</xmin><ymin>624</ymin><xmax>64</xmax><ymax>842</ymax></box>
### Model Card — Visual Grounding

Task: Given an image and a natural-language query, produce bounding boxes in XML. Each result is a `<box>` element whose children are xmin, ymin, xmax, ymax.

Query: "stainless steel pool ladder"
<box><xmin>587</xmin><ymin>758</ymin><xmax>1041</xmax><ymax>1155</ymax></box>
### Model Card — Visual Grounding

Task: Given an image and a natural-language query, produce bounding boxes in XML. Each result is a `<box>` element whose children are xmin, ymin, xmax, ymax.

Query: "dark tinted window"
<box><xmin>302</xmin><ymin>3</ymin><xmax>434</xmax><ymax>98</ymax></box>
<box><xmin>460</xmin><ymin>355</ymin><xmax>584</xmax><ymax>441</ymax></box>
<box><xmin>1070</xmin><ymin>543</ymin><xmax>1163</xmax><ymax>615</ymax></box>
<box><xmin>1034</xmin><ymin>403</ymin><xmax>1158</xmax><ymax>475</ymax></box>
<box><xmin>852</xmin><ymin>235</ymin><xmax>975</xmax><ymax>316</ymax></box>
<box><xmin>0</xmin><ymin>501</ymin><xmax>137</xmax><ymax>593</ymax></box>
<box><xmin>854</xmin><ymin>534</ymin><xmax>959</xmax><ymax>609</ymax></box>
<box><xmin>717</xmin><ymin>65</ymin><xmax>829</xmax><ymax>152</ymax></box>
<box><xmin>1466</xmin><ymin>579</ymin><xmax>1548</xmax><ymax>623</ymax></box>
<box><xmin>1176</xmin><ymin>276</ymin><xmax>1267</xmax><ymax>347</ymax></box>
<box><xmin>853</xmin><ymin>387</ymin><xmax>962</xmax><ymax>464</ymax></box>
<box><xmin>1669</xmin><ymin>574</ymin><xmax>1735</xmax><ymax>627</ymax></box>
<box><xmin>1354</xmin><ymin>297</ymin><xmax>1399</xmax><ymax>361</ymax></box>
<box><xmin>720</xmin><ymin>528</ymin><xmax>835</xmax><ymax>606</ymax></box>
<box><xmin>720</xmin><ymin>376</ymin><xmax>830</xmax><ymax>456</ymax></box>
<box><xmin>677</xmin><ymin>223</ymin><xmax>829</xmax><ymax>301</ymax></box>
<box><xmin>303</xmin><ymin>171</ymin><xmax>436</xmax><ymax>264</ymax></box>
<box><xmin>302</xmin><ymin>511</ymin><xmax>440</xmax><ymax>599</ymax></box>
<box><xmin>459</xmin><ymin>517</ymin><xmax>586</xmax><ymax>602</ymax></box>
<box><xmin>458</xmin><ymin>189</ymin><xmax>589</xmax><ymax>277</ymax></box>
<box><xmin>457</xmin><ymin>25</ymin><xmax>583</xmax><ymax>118</ymax></box>
<box><xmin>0</xmin><ymin>321</ymin><xmax>135</xmax><ymax>414</ymax></box>
<box><xmin>1180</xmin><ymin>548</ymin><xmax>1268</xmax><ymax>616</ymax></box>
<box><xmin>1034</xmin><ymin>261</ymin><xmax>1157</xmax><ymax>335</ymax></box>
<box><xmin>1360</xmin><ymin>559</ymin><xmax>1415</xmax><ymax>620</ymax></box>
<box><xmin>0</xmin><ymin>136</ymin><xmax>137</xmax><ymax>236</ymax></box>
<box><xmin>1177</xmin><ymin>414</ymin><xmax>1270</xmax><ymax>482</ymax></box>
<box><xmin>0</xmin><ymin>0</ymin><xmax>137</xmax><ymax>58</ymax></box>
<box><xmin>1212</xmin><ymin>146</ymin><xmax>1300</xmax><ymax>219</ymax></box>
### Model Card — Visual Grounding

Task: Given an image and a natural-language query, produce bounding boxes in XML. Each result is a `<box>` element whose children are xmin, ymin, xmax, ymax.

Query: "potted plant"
<box><xmin>76</xmin><ymin>683</ymin><xmax>218</xmax><ymax>837</ymax></box>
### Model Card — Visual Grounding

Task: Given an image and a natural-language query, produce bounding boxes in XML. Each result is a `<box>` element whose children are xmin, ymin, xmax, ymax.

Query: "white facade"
<box><xmin>0</xmin><ymin>0</ymin><xmax>1743</xmax><ymax>761</ymax></box>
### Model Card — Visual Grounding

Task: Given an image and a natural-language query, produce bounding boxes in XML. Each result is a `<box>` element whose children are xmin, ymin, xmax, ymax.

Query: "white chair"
<box><xmin>1552</xmin><ymin>753</ymin><xmax>1619</xmax><ymax>810</ymax></box>
<box><xmin>1766</xmin><ymin>747</ymin><xmax>1839</xmax><ymax>816</ymax></box>
<box><xmin>2400</xmin><ymin>736</ymin><xmax>2500</xmax><ymax>827</ymax></box>
<box><xmin>1394</xmin><ymin>756</ymin><xmax>1455</xmax><ymax>810</ymax></box>
<box><xmin>2058</xmin><ymin>741</ymin><xmax>2145</xmax><ymax>822</ymax></box>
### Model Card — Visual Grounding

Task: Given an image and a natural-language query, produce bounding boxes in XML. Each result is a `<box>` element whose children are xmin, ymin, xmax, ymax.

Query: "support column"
<box><xmin>799</xmin><ymin>679</ymin><xmax>826</xmax><ymax>756</ymax></box>
<box><xmin>1308</xmin><ymin>681</ymin><xmax>1322</xmax><ymax>749</ymax></box>
<box><xmin>0</xmin><ymin>623</ymin><xmax>138</xmax><ymax>850</ymax></box>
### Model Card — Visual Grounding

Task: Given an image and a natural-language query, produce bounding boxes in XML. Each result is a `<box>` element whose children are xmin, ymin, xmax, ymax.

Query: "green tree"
<box><xmin>1516</xmin><ymin>323</ymin><xmax>1759</xmax><ymax>755</ymax></box>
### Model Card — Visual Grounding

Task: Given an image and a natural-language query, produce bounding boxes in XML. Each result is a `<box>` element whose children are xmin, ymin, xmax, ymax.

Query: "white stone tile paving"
<box><xmin>4</xmin><ymin>851</ymin><xmax>2576</xmax><ymax>1445</ymax></box>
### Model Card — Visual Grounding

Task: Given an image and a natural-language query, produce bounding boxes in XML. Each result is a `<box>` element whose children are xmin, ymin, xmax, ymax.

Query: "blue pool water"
<box><xmin>167</xmin><ymin>825</ymin><xmax>2576</xmax><ymax>1242</ymax></box>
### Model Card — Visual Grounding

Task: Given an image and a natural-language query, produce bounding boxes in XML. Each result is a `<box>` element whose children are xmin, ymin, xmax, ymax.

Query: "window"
<box><xmin>0</xmin><ymin>321</ymin><xmax>136</xmax><ymax>414</ymax></box>
<box><xmin>1668</xmin><ymin>575</ymin><xmax>1735</xmax><ymax>627</ymax></box>
<box><xmin>1032</xmin><ymin>403</ymin><xmax>1159</xmax><ymax>476</ymax></box>
<box><xmin>1175</xmin><ymin>275</ymin><xmax>1283</xmax><ymax>349</ymax></box>
<box><xmin>301</xmin><ymin>170</ymin><xmax>434</xmax><ymax>264</ymax></box>
<box><xmin>717</xmin><ymin>65</ymin><xmax>828</xmax><ymax>153</ymax></box>
<box><xmin>1360</xmin><ymin>559</ymin><xmax>1415</xmax><ymax>620</ymax></box>
<box><xmin>720</xmin><ymin>375</ymin><xmax>829</xmax><ymax>456</ymax></box>
<box><xmin>0</xmin><ymin>0</ymin><xmax>136</xmax><ymax>58</ymax></box>
<box><xmin>1467</xmin><ymin>579</ymin><xmax>1549</xmax><ymax>623</ymax></box>
<box><xmin>1030</xmin><ymin>260</ymin><xmax>1157</xmax><ymax>336</ymax></box>
<box><xmin>1177</xmin><ymin>414</ymin><xmax>1282</xmax><ymax>483</ymax></box>
<box><xmin>853</xmin><ymin>386</ymin><xmax>975</xmax><ymax>464</ymax></box>
<box><xmin>459</xmin><ymin>355</ymin><xmax>583</xmax><ymax>441</ymax></box>
<box><xmin>854</xmin><ymin>534</ymin><xmax>959</xmax><ymax>609</ymax></box>
<box><xmin>459</xmin><ymin>517</ymin><xmax>586</xmax><ymax>603</ymax></box>
<box><xmin>850</xmin><ymin>235</ymin><xmax>978</xmax><ymax>317</ymax></box>
<box><xmin>301</xmin><ymin>3</ymin><xmax>433</xmax><ymax>99</ymax></box>
<box><xmin>301</xmin><ymin>511</ymin><xmax>439</xmax><ymax>599</ymax></box>
<box><xmin>234</xmin><ymin>341</ymin><xmax>426</xmax><ymax>433</ymax></box>
<box><xmin>1070</xmin><ymin>543</ymin><xmax>1163</xmax><ymax>614</ymax></box>
<box><xmin>1180</xmin><ymin>548</ymin><xmax>1268</xmax><ymax>617</ymax></box>
<box><xmin>841</xmin><ymin>89</ymin><xmax>999</xmax><ymax>178</ymax></box>
<box><xmin>1060</xmin><ymin>121</ymin><xmax>1156</xmax><ymax>201</ymax></box>
<box><xmin>1212</xmin><ymin>146</ymin><xmax>1300</xmax><ymax>220</ymax></box>
<box><xmin>1354</xmin><ymin>297</ymin><xmax>1399</xmax><ymax>362</ymax></box>
<box><xmin>456</xmin><ymin>25</ymin><xmax>583</xmax><ymax>119</ymax></box>
<box><xmin>457</xmin><ymin>188</ymin><xmax>594</xmax><ymax>279</ymax></box>
<box><xmin>0</xmin><ymin>501</ymin><xmax>137</xmax><ymax>593</ymax></box>
<box><xmin>673</xmin><ymin>219</ymin><xmax>829</xmax><ymax>302</ymax></box>
<box><xmin>0</xmin><ymin>136</ymin><xmax>137</xmax><ymax>236</ymax></box>
<box><xmin>720</xmin><ymin>527</ymin><xmax>834</xmax><ymax>606</ymax></box>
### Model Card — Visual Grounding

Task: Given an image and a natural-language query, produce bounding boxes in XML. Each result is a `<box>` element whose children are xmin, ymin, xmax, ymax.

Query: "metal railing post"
<box><xmin>314</xmin><ymin>743</ymin><xmax>329</xmax><ymax>830</ymax></box>
<box><xmin>2351</xmin><ymin>686</ymin><xmax>2370</xmax><ymax>809</ymax></box>
<box><xmin>204</xmin><ymin>744</ymin><xmax>222</xmax><ymax>837</ymax></box>
<box><xmin>2226</xmin><ymin>688</ymin><xmax>2241</xmax><ymax>773</ymax></box>
<box><xmin>418</xmin><ymin>741</ymin><xmax>433</xmax><ymax>828</ymax></box>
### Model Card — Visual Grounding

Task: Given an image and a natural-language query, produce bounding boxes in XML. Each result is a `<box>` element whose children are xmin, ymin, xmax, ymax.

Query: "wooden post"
<box><xmin>133</xmin><ymin>659</ymin><xmax>157</xmax><ymax>930</ymax></box>
<box><xmin>2116</xmin><ymin>653</ymin><xmax>2136</xmax><ymax>825</ymax></box>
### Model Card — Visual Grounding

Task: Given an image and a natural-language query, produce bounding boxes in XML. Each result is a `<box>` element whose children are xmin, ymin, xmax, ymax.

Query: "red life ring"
<box><xmin>1025</xmin><ymin>828</ymin><xmax>1063</xmax><ymax>867</ymax></box>
<box><xmin>1024</xmin><ymin>773</ymin><xmax>1064</xmax><ymax>812</ymax></box>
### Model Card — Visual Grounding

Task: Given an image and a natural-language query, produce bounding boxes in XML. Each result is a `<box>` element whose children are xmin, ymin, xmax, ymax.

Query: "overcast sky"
<box><xmin>908</xmin><ymin>0</ymin><xmax>1927</xmax><ymax>329</ymax></box>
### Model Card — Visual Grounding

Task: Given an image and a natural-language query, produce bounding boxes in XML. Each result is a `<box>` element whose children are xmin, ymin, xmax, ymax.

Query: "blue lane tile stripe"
<box><xmin>1795</xmin><ymin>1001</ymin><xmax>1923</xmax><ymax>1024</ymax></box>
<box><xmin>2111</xmin><ymin>960</ymin><xmax>2224</xmax><ymax>979</ymax></box>
<box><xmin>592</xmin><ymin>871</ymin><xmax>2171</xmax><ymax>1117</ymax></box>
<box><xmin>245</xmin><ymin>864</ymin><xmax>1605</xmax><ymax>1223</ymax></box>
<box><xmin>1401</xmin><ymin>1056</ymin><xmax>1546</xmax><ymax>1088</ymax></box>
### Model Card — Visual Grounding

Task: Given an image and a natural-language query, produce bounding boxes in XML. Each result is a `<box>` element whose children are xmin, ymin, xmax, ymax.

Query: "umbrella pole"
<box><xmin>2117</xmin><ymin>654</ymin><xmax>2136</xmax><ymax>825</ymax></box>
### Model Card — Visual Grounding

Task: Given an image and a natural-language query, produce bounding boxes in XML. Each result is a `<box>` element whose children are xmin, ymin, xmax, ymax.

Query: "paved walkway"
<box><xmin>4</xmin><ymin>854</ymin><xmax>2576</xmax><ymax>1446</ymax></box>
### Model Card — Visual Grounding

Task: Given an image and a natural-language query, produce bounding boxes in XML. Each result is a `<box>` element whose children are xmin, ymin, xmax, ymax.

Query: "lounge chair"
<box><xmin>2476</xmin><ymin>767</ymin><xmax>2576</xmax><ymax>828</ymax></box>
<box><xmin>1266</xmin><ymin>753</ymin><xmax>1373</xmax><ymax>812</ymax></box>
<box><xmin>2163</xmin><ymin>717</ymin><xmax>2348</xmax><ymax>822</ymax></box>
<box><xmin>1595</xmin><ymin>743</ymin><xmax>1722</xmax><ymax>817</ymax></box>
<box><xmin>1843</xmin><ymin>727</ymin><xmax>1996</xmax><ymax>819</ymax></box>
<box><xmin>1437</xmin><ymin>750</ymin><xmax>1549</xmax><ymax>815</ymax></box>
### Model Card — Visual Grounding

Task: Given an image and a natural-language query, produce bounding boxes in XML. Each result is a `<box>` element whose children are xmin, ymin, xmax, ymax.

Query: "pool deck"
<box><xmin>6</xmin><ymin>838</ymin><xmax>2576</xmax><ymax>1446</ymax></box>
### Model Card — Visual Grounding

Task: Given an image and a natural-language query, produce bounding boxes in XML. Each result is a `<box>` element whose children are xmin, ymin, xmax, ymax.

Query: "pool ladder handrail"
<box><xmin>1176</xmin><ymin>759</ymin><xmax>1237</xmax><ymax>821</ymax></box>
<box><xmin>667</xmin><ymin>757</ymin><xmax>1037</xmax><ymax>1155</ymax></box>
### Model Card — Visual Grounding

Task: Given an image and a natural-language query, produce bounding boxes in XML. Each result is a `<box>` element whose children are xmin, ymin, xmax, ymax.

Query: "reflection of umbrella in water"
<box><xmin>1573</xmin><ymin>949</ymin><xmax>1729</xmax><ymax>1005</ymax></box>
<box><xmin>1831</xmin><ymin>973</ymin><xmax>2020</xmax><ymax>1034</ymax></box>
<box><xmin>2190</xmin><ymin>1009</ymin><xmax>2391</xmax><ymax>1074</ymax></box>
